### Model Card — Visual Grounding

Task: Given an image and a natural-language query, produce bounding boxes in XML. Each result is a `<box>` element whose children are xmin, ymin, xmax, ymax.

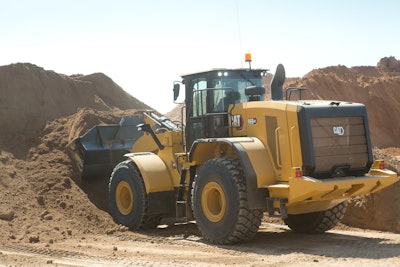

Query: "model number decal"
<box><xmin>248</xmin><ymin>118</ymin><xmax>257</xmax><ymax>125</ymax></box>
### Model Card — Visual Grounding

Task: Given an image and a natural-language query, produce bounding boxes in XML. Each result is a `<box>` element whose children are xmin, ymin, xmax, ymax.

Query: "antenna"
<box><xmin>235</xmin><ymin>0</ymin><xmax>243</xmax><ymax>68</ymax></box>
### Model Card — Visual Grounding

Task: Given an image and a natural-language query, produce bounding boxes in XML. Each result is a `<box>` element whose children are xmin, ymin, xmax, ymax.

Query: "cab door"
<box><xmin>186</xmin><ymin>78</ymin><xmax>207</xmax><ymax>148</ymax></box>
<box><xmin>186</xmin><ymin>81</ymin><xmax>231</xmax><ymax>148</ymax></box>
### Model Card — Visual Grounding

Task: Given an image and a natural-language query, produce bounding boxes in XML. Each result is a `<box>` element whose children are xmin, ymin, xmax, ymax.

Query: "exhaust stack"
<box><xmin>270</xmin><ymin>64</ymin><xmax>286</xmax><ymax>101</ymax></box>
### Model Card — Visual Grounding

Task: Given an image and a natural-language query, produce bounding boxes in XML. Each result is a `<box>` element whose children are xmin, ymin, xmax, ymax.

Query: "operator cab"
<box><xmin>174</xmin><ymin>68</ymin><xmax>268</xmax><ymax>149</ymax></box>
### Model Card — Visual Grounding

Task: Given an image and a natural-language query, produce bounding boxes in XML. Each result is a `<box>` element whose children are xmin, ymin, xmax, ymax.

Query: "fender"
<box><xmin>125</xmin><ymin>152</ymin><xmax>175</xmax><ymax>215</ymax></box>
<box><xmin>189</xmin><ymin>137</ymin><xmax>276</xmax><ymax>209</ymax></box>
<box><xmin>125</xmin><ymin>152</ymin><xmax>174</xmax><ymax>193</ymax></box>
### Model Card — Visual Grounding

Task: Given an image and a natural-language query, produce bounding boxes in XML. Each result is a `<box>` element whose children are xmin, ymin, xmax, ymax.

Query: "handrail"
<box><xmin>275</xmin><ymin>127</ymin><xmax>282</xmax><ymax>168</ymax></box>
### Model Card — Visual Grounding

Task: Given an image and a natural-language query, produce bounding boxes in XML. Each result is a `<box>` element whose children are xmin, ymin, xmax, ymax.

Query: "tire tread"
<box><xmin>192</xmin><ymin>157</ymin><xmax>263</xmax><ymax>244</ymax></box>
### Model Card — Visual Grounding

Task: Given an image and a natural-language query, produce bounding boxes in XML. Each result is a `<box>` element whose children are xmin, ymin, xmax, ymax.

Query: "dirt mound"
<box><xmin>341</xmin><ymin>148</ymin><xmax>400</xmax><ymax>232</ymax></box>
<box><xmin>0</xmin><ymin>63</ymin><xmax>150</xmax><ymax>244</ymax></box>
<box><xmin>0</xmin><ymin>63</ymin><xmax>151</xmax><ymax>157</ymax></box>
<box><xmin>377</xmin><ymin>56</ymin><xmax>400</xmax><ymax>72</ymax></box>
<box><xmin>0</xmin><ymin>108</ymin><xmax>145</xmax><ymax>244</ymax></box>
<box><xmin>0</xmin><ymin>112</ymin><xmax>114</xmax><ymax>244</ymax></box>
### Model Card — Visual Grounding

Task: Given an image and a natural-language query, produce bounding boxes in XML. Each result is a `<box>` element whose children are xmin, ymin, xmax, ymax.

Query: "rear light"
<box><xmin>294</xmin><ymin>167</ymin><xmax>302</xmax><ymax>178</ymax></box>
<box><xmin>379</xmin><ymin>160</ymin><xmax>385</xmax><ymax>170</ymax></box>
<box><xmin>373</xmin><ymin>160</ymin><xmax>385</xmax><ymax>170</ymax></box>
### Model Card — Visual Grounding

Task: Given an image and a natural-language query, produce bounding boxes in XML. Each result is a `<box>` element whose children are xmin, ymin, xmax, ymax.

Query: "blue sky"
<box><xmin>2</xmin><ymin>0</ymin><xmax>399</xmax><ymax>113</ymax></box>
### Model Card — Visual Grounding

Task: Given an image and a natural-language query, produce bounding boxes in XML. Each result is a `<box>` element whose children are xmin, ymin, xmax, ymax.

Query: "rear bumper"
<box><xmin>267</xmin><ymin>168</ymin><xmax>398</xmax><ymax>213</ymax></box>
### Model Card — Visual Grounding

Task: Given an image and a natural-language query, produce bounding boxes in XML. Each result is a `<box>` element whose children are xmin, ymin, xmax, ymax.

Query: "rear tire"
<box><xmin>191</xmin><ymin>157</ymin><xmax>263</xmax><ymax>244</ymax></box>
<box><xmin>284</xmin><ymin>201</ymin><xmax>348</xmax><ymax>233</ymax></box>
<box><xmin>109</xmin><ymin>160</ymin><xmax>161</xmax><ymax>229</ymax></box>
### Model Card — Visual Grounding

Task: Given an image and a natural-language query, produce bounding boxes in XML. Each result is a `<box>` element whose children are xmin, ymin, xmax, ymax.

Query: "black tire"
<box><xmin>109</xmin><ymin>160</ymin><xmax>161</xmax><ymax>230</ymax></box>
<box><xmin>191</xmin><ymin>157</ymin><xmax>263</xmax><ymax>244</ymax></box>
<box><xmin>284</xmin><ymin>201</ymin><xmax>348</xmax><ymax>233</ymax></box>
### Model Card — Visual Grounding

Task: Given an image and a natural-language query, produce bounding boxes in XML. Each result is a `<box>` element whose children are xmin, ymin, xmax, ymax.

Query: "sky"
<box><xmin>1</xmin><ymin>0</ymin><xmax>399</xmax><ymax>113</ymax></box>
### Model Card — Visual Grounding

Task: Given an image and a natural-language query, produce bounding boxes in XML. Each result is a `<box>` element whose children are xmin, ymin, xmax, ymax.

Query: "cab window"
<box><xmin>191</xmin><ymin>78</ymin><xmax>207</xmax><ymax>117</ymax></box>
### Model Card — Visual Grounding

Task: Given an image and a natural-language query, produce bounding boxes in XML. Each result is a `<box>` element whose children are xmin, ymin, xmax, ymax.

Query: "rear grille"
<box><xmin>311</xmin><ymin>117</ymin><xmax>369</xmax><ymax>175</ymax></box>
<box><xmin>297</xmin><ymin>102</ymin><xmax>373</xmax><ymax>179</ymax></box>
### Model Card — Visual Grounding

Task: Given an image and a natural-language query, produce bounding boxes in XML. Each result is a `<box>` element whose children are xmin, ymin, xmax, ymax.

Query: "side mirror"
<box><xmin>173</xmin><ymin>83</ymin><xmax>180</xmax><ymax>101</ymax></box>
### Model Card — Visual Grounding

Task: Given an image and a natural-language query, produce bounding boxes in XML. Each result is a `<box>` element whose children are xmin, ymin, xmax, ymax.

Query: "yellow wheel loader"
<box><xmin>67</xmin><ymin>60</ymin><xmax>398</xmax><ymax>244</ymax></box>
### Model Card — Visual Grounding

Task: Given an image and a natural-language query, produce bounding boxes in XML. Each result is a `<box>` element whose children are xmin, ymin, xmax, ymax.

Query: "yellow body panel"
<box><xmin>131</xmin><ymin>134</ymin><xmax>159</xmax><ymax>153</ymax></box>
<box><xmin>190</xmin><ymin>137</ymin><xmax>276</xmax><ymax>187</ymax></box>
<box><xmin>190</xmin><ymin>141</ymin><xmax>236</xmax><ymax>166</ymax></box>
<box><xmin>126</xmin><ymin>127</ymin><xmax>184</xmax><ymax>193</ymax></box>
<box><xmin>227</xmin><ymin>101</ymin><xmax>398</xmax><ymax>214</ymax></box>
<box><xmin>285</xmin><ymin>104</ymin><xmax>303</xmax><ymax>170</ymax></box>
<box><xmin>232</xmin><ymin>137</ymin><xmax>276</xmax><ymax>187</ymax></box>
<box><xmin>127</xmin><ymin>153</ymin><xmax>174</xmax><ymax>193</ymax></box>
<box><xmin>267</xmin><ymin>168</ymin><xmax>397</xmax><ymax>214</ymax></box>
<box><xmin>230</xmin><ymin>101</ymin><xmax>300</xmax><ymax>182</ymax></box>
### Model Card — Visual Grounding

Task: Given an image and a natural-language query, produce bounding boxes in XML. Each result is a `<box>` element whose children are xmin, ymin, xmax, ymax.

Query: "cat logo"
<box><xmin>231</xmin><ymin>114</ymin><xmax>242</xmax><ymax>130</ymax></box>
<box><xmin>333</xmin><ymin>126</ymin><xmax>345</xmax><ymax>136</ymax></box>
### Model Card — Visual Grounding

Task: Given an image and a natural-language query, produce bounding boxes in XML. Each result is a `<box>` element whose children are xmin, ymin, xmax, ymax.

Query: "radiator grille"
<box><xmin>310</xmin><ymin>116</ymin><xmax>369</xmax><ymax>175</ymax></box>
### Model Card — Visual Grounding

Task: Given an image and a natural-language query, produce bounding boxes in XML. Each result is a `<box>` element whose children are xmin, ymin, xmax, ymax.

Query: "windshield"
<box><xmin>212</xmin><ymin>76</ymin><xmax>263</xmax><ymax>104</ymax></box>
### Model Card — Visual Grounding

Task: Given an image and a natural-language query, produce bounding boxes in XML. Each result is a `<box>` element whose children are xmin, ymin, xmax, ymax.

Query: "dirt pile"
<box><xmin>0</xmin><ymin>108</ymin><xmax>142</xmax><ymax>244</ymax></box>
<box><xmin>341</xmin><ymin>148</ymin><xmax>400</xmax><ymax>232</ymax></box>
<box><xmin>0</xmin><ymin>63</ymin><xmax>151</xmax><ymax>157</ymax></box>
<box><xmin>0</xmin><ymin>63</ymin><xmax>150</xmax><ymax>244</ymax></box>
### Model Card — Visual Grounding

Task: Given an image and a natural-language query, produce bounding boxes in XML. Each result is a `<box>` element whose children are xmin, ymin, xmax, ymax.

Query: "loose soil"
<box><xmin>1</xmin><ymin>59</ymin><xmax>400</xmax><ymax>266</ymax></box>
<box><xmin>1</xmin><ymin>223</ymin><xmax>400</xmax><ymax>266</ymax></box>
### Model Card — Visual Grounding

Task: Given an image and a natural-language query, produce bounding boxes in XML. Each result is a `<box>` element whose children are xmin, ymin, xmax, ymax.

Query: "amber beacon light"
<box><xmin>245</xmin><ymin>53</ymin><xmax>252</xmax><ymax>62</ymax></box>
<box><xmin>245</xmin><ymin>53</ymin><xmax>252</xmax><ymax>69</ymax></box>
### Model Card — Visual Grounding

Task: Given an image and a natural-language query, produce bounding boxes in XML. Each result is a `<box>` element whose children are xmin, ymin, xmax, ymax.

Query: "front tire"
<box><xmin>284</xmin><ymin>201</ymin><xmax>348</xmax><ymax>233</ymax></box>
<box><xmin>191</xmin><ymin>157</ymin><xmax>263</xmax><ymax>244</ymax></box>
<box><xmin>109</xmin><ymin>160</ymin><xmax>161</xmax><ymax>229</ymax></box>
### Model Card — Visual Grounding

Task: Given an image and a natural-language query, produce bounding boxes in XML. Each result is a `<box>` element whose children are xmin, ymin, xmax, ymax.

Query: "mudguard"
<box><xmin>190</xmin><ymin>137</ymin><xmax>275</xmax><ymax>209</ymax></box>
<box><xmin>124</xmin><ymin>152</ymin><xmax>175</xmax><ymax>215</ymax></box>
<box><xmin>125</xmin><ymin>152</ymin><xmax>174</xmax><ymax>193</ymax></box>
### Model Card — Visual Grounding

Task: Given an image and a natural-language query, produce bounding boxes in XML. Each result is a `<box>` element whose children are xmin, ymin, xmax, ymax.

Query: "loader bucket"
<box><xmin>67</xmin><ymin>116</ymin><xmax>144</xmax><ymax>179</ymax></box>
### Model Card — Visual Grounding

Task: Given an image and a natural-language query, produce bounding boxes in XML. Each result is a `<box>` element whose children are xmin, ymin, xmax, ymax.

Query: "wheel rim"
<box><xmin>116</xmin><ymin>181</ymin><xmax>134</xmax><ymax>215</ymax></box>
<box><xmin>201</xmin><ymin>181</ymin><xmax>226</xmax><ymax>223</ymax></box>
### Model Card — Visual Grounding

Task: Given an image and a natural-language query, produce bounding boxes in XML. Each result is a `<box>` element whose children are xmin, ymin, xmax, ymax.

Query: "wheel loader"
<box><xmin>67</xmin><ymin>58</ymin><xmax>398</xmax><ymax>244</ymax></box>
